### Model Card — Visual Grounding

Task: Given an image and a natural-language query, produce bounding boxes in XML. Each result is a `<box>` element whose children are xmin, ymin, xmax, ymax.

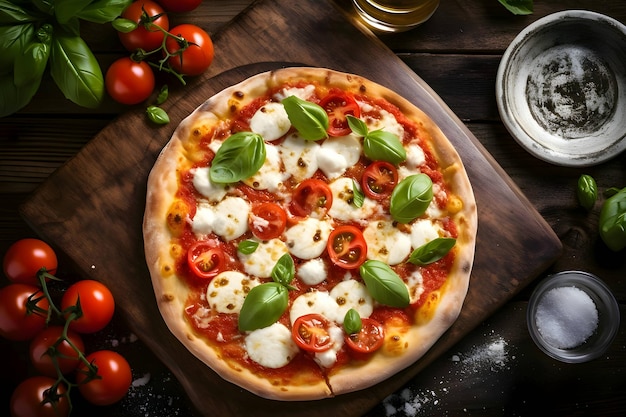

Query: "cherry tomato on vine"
<box><xmin>3</xmin><ymin>238</ymin><xmax>57</xmax><ymax>286</ymax></box>
<box><xmin>29</xmin><ymin>326</ymin><xmax>85</xmax><ymax>377</ymax></box>
<box><xmin>156</xmin><ymin>0</ymin><xmax>202</xmax><ymax>13</ymax></box>
<box><xmin>361</xmin><ymin>161</ymin><xmax>398</xmax><ymax>200</ymax></box>
<box><xmin>290</xmin><ymin>178</ymin><xmax>333</xmax><ymax>218</ymax></box>
<box><xmin>76</xmin><ymin>350</ymin><xmax>132</xmax><ymax>406</ymax></box>
<box><xmin>319</xmin><ymin>91</ymin><xmax>361</xmax><ymax>137</ymax></box>
<box><xmin>327</xmin><ymin>225</ymin><xmax>368</xmax><ymax>269</ymax></box>
<box><xmin>292</xmin><ymin>314</ymin><xmax>333</xmax><ymax>353</ymax></box>
<box><xmin>10</xmin><ymin>376</ymin><xmax>69</xmax><ymax>417</ymax></box>
<box><xmin>105</xmin><ymin>57</ymin><xmax>155</xmax><ymax>105</ymax></box>
<box><xmin>118</xmin><ymin>0</ymin><xmax>169</xmax><ymax>52</ymax></box>
<box><xmin>187</xmin><ymin>241</ymin><xmax>227</xmax><ymax>279</ymax></box>
<box><xmin>249</xmin><ymin>202</ymin><xmax>287</xmax><ymax>240</ymax></box>
<box><xmin>345</xmin><ymin>317</ymin><xmax>384</xmax><ymax>354</ymax></box>
<box><xmin>165</xmin><ymin>24</ymin><xmax>214</xmax><ymax>76</ymax></box>
<box><xmin>0</xmin><ymin>284</ymin><xmax>49</xmax><ymax>341</ymax></box>
<box><xmin>61</xmin><ymin>280</ymin><xmax>115</xmax><ymax>334</ymax></box>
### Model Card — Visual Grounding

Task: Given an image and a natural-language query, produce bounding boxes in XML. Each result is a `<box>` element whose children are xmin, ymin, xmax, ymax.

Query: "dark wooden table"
<box><xmin>1</xmin><ymin>0</ymin><xmax>625</xmax><ymax>416</ymax></box>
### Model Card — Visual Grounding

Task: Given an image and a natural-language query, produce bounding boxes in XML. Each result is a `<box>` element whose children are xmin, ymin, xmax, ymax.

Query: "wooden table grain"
<box><xmin>1</xmin><ymin>1</ymin><xmax>624</xmax><ymax>416</ymax></box>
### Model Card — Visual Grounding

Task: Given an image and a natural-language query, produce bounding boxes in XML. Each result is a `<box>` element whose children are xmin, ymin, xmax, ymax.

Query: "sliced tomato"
<box><xmin>361</xmin><ymin>161</ymin><xmax>398</xmax><ymax>200</ymax></box>
<box><xmin>249</xmin><ymin>202</ymin><xmax>287</xmax><ymax>240</ymax></box>
<box><xmin>292</xmin><ymin>314</ymin><xmax>333</xmax><ymax>353</ymax></box>
<box><xmin>290</xmin><ymin>179</ymin><xmax>333</xmax><ymax>218</ymax></box>
<box><xmin>327</xmin><ymin>225</ymin><xmax>367</xmax><ymax>269</ymax></box>
<box><xmin>319</xmin><ymin>91</ymin><xmax>361</xmax><ymax>137</ymax></box>
<box><xmin>187</xmin><ymin>241</ymin><xmax>226</xmax><ymax>279</ymax></box>
<box><xmin>345</xmin><ymin>317</ymin><xmax>384</xmax><ymax>354</ymax></box>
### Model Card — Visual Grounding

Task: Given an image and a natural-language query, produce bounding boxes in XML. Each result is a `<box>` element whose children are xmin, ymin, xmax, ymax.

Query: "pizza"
<box><xmin>143</xmin><ymin>67</ymin><xmax>477</xmax><ymax>401</ymax></box>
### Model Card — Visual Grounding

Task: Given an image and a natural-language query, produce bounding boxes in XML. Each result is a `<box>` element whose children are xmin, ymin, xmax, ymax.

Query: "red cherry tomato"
<box><xmin>290</xmin><ymin>178</ymin><xmax>333</xmax><ymax>218</ymax></box>
<box><xmin>105</xmin><ymin>57</ymin><xmax>155</xmax><ymax>105</ymax></box>
<box><xmin>319</xmin><ymin>90</ymin><xmax>361</xmax><ymax>137</ymax></box>
<box><xmin>10</xmin><ymin>376</ymin><xmax>69</xmax><ymax>417</ymax></box>
<box><xmin>345</xmin><ymin>317</ymin><xmax>384</xmax><ymax>354</ymax></box>
<box><xmin>327</xmin><ymin>225</ymin><xmax>368</xmax><ymax>269</ymax></box>
<box><xmin>3</xmin><ymin>238</ymin><xmax>57</xmax><ymax>286</ymax></box>
<box><xmin>29</xmin><ymin>326</ymin><xmax>85</xmax><ymax>377</ymax></box>
<box><xmin>118</xmin><ymin>0</ymin><xmax>169</xmax><ymax>52</ymax></box>
<box><xmin>249</xmin><ymin>202</ymin><xmax>287</xmax><ymax>240</ymax></box>
<box><xmin>156</xmin><ymin>0</ymin><xmax>202</xmax><ymax>13</ymax></box>
<box><xmin>76</xmin><ymin>350</ymin><xmax>132</xmax><ymax>406</ymax></box>
<box><xmin>187</xmin><ymin>241</ymin><xmax>226</xmax><ymax>279</ymax></box>
<box><xmin>0</xmin><ymin>284</ymin><xmax>49</xmax><ymax>341</ymax></box>
<box><xmin>361</xmin><ymin>161</ymin><xmax>398</xmax><ymax>200</ymax></box>
<box><xmin>61</xmin><ymin>280</ymin><xmax>115</xmax><ymax>334</ymax></box>
<box><xmin>292</xmin><ymin>314</ymin><xmax>334</xmax><ymax>353</ymax></box>
<box><xmin>165</xmin><ymin>24</ymin><xmax>214</xmax><ymax>76</ymax></box>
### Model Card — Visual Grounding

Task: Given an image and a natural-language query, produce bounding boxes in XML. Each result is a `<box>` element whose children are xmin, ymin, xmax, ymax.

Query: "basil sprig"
<box><xmin>281</xmin><ymin>95</ymin><xmax>328</xmax><ymax>140</ymax></box>
<box><xmin>352</xmin><ymin>179</ymin><xmax>364</xmax><ymax>208</ymax></box>
<box><xmin>238</xmin><ymin>283</ymin><xmax>288</xmax><ymax>332</ymax></box>
<box><xmin>271</xmin><ymin>253</ymin><xmax>295</xmax><ymax>288</ymax></box>
<box><xmin>343</xmin><ymin>308</ymin><xmax>362</xmax><ymax>335</ymax></box>
<box><xmin>209</xmin><ymin>132</ymin><xmax>266</xmax><ymax>184</ymax></box>
<box><xmin>577</xmin><ymin>174</ymin><xmax>598</xmax><ymax>211</ymax></box>
<box><xmin>237</xmin><ymin>239</ymin><xmax>259</xmax><ymax>255</ymax></box>
<box><xmin>409</xmin><ymin>237</ymin><xmax>456</xmax><ymax>265</ymax></box>
<box><xmin>347</xmin><ymin>115</ymin><xmax>406</xmax><ymax>164</ymax></box>
<box><xmin>359</xmin><ymin>260</ymin><xmax>410</xmax><ymax>308</ymax></box>
<box><xmin>390</xmin><ymin>174</ymin><xmax>433</xmax><ymax>223</ymax></box>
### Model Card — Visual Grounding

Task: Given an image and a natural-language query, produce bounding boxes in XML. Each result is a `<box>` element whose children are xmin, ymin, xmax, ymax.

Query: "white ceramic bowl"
<box><xmin>527</xmin><ymin>271</ymin><xmax>620</xmax><ymax>363</ymax></box>
<box><xmin>496</xmin><ymin>11</ymin><xmax>626</xmax><ymax>167</ymax></box>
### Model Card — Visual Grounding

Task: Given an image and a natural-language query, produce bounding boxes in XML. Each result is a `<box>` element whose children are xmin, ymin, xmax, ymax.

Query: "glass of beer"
<box><xmin>352</xmin><ymin>0</ymin><xmax>440</xmax><ymax>32</ymax></box>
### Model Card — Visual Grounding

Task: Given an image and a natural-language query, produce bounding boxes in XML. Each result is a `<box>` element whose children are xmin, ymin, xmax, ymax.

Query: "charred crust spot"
<box><xmin>234</xmin><ymin>91</ymin><xmax>244</xmax><ymax>99</ymax></box>
<box><xmin>162</xmin><ymin>294</ymin><xmax>175</xmax><ymax>302</ymax></box>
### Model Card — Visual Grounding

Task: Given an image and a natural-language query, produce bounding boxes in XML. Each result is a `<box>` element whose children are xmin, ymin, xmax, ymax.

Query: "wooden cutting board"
<box><xmin>20</xmin><ymin>0</ymin><xmax>562</xmax><ymax>415</ymax></box>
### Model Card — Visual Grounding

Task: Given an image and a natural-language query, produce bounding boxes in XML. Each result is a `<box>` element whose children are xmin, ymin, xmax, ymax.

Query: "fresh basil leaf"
<box><xmin>156</xmin><ymin>84</ymin><xmax>169</xmax><ymax>105</ymax></box>
<box><xmin>0</xmin><ymin>1</ymin><xmax>40</xmax><ymax>25</ymax></box>
<box><xmin>209</xmin><ymin>132</ymin><xmax>266</xmax><ymax>184</ymax></box>
<box><xmin>409</xmin><ymin>238</ymin><xmax>456</xmax><ymax>266</ymax></box>
<box><xmin>54</xmin><ymin>0</ymin><xmax>89</xmax><ymax>24</ymax></box>
<box><xmin>599</xmin><ymin>187</ymin><xmax>626</xmax><ymax>252</ymax></box>
<box><xmin>237</xmin><ymin>240</ymin><xmax>259</xmax><ymax>255</ymax></box>
<box><xmin>50</xmin><ymin>32</ymin><xmax>104</xmax><ymax>109</ymax></box>
<box><xmin>31</xmin><ymin>0</ymin><xmax>54</xmax><ymax>15</ymax></box>
<box><xmin>577</xmin><ymin>174</ymin><xmax>598</xmax><ymax>211</ymax></box>
<box><xmin>0</xmin><ymin>23</ymin><xmax>35</xmax><ymax>74</ymax></box>
<box><xmin>346</xmin><ymin>115</ymin><xmax>368</xmax><ymax>137</ymax></box>
<box><xmin>78</xmin><ymin>0</ymin><xmax>133</xmax><ymax>24</ymax></box>
<box><xmin>238</xmin><ymin>283</ymin><xmax>289</xmax><ymax>331</ymax></box>
<box><xmin>146</xmin><ymin>106</ymin><xmax>170</xmax><ymax>125</ymax></box>
<box><xmin>360</xmin><ymin>260</ymin><xmax>410</xmax><ymax>308</ymax></box>
<box><xmin>0</xmin><ymin>73</ymin><xmax>39</xmax><ymax>117</ymax></box>
<box><xmin>271</xmin><ymin>253</ymin><xmax>295</xmax><ymax>287</ymax></box>
<box><xmin>390</xmin><ymin>174</ymin><xmax>433</xmax><ymax>223</ymax></box>
<box><xmin>111</xmin><ymin>17</ymin><xmax>138</xmax><ymax>33</ymax></box>
<box><xmin>352</xmin><ymin>179</ymin><xmax>364</xmax><ymax>208</ymax></box>
<box><xmin>281</xmin><ymin>95</ymin><xmax>328</xmax><ymax>141</ymax></box>
<box><xmin>343</xmin><ymin>308</ymin><xmax>362</xmax><ymax>335</ymax></box>
<box><xmin>498</xmin><ymin>0</ymin><xmax>533</xmax><ymax>15</ymax></box>
<box><xmin>364</xmin><ymin>130</ymin><xmax>406</xmax><ymax>164</ymax></box>
<box><xmin>13</xmin><ymin>27</ymin><xmax>51</xmax><ymax>87</ymax></box>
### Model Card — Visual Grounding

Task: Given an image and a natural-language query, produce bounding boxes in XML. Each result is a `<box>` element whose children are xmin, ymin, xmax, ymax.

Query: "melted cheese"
<box><xmin>285</xmin><ymin>218</ymin><xmax>332</xmax><ymax>259</ymax></box>
<box><xmin>329</xmin><ymin>279</ymin><xmax>374</xmax><ymax>323</ymax></box>
<box><xmin>249</xmin><ymin>102</ymin><xmax>291</xmax><ymax>141</ymax></box>
<box><xmin>277</xmin><ymin>132</ymin><xmax>320</xmax><ymax>182</ymax></box>
<box><xmin>206</xmin><ymin>271</ymin><xmax>259</xmax><ymax>314</ymax></box>
<box><xmin>238</xmin><ymin>238</ymin><xmax>289</xmax><ymax>279</ymax></box>
<box><xmin>410</xmin><ymin>219</ymin><xmax>444</xmax><ymax>249</ymax></box>
<box><xmin>290</xmin><ymin>291</ymin><xmax>340</xmax><ymax>324</ymax></box>
<box><xmin>212</xmin><ymin>197</ymin><xmax>250</xmax><ymax>241</ymax></box>
<box><xmin>242</xmin><ymin>143</ymin><xmax>289</xmax><ymax>193</ymax></box>
<box><xmin>191</xmin><ymin>167</ymin><xmax>227</xmax><ymax>202</ymax></box>
<box><xmin>245</xmin><ymin>323</ymin><xmax>299</xmax><ymax>369</ymax></box>
<box><xmin>328</xmin><ymin>177</ymin><xmax>380</xmax><ymax>224</ymax></box>
<box><xmin>314</xmin><ymin>324</ymin><xmax>344</xmax><ymax>368</ymax></box>
<box><xmin>363</xmin><ymin>220</ymin><xmax>412</xmax><ymax>265</ymax></box>
<box><xmin>316</xmin><ymin>135</ymin><xmax>362</xmax><ymax>179</ymax></box>
<box><xmin>297</xmin><ymin>258</ymin><xmax>327</xmax><ymax>286</ymax></box>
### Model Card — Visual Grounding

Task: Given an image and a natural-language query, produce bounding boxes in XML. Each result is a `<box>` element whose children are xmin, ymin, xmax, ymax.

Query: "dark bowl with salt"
<box><xmin>527</xmin><ymin>271</ymin><xmax>620</xmax><ymax>363</ymax></box>
<box><xmin>496</xmin><ymin>10</ymin><xmax>626</xmax><ymax>167</ymax></box>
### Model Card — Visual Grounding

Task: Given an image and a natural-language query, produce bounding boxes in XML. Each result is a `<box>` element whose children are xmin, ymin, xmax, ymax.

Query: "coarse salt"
<box><xmin>535</xmin><ymin>286</ymin><xmax>599</xmax><ymax>349</ymax></box>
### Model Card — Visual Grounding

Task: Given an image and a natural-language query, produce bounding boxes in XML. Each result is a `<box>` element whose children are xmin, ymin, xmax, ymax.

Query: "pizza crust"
<box><xmin>143</xmin><ymin>67</ymin><xmax>477</xmax><ymax>401</ymax></box>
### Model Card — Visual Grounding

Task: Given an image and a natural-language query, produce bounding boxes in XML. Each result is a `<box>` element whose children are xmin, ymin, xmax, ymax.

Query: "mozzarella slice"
<box><xmin>273</xmin><ymin>85</ymin><xmax>316</xmax><ymax>101</ymax></box>
<box><xmin>191</xmin><ymin>167</ymin><xmax>228</xmax><ymax>202</ymax></box>
<box><xmin>328</xmin><ymin>177</ymin><xmax>380</xmax><ymax>223</ymax></box>
<box><xmin>364</xmin><ymin>108</ymin><xmax>405</xmax><ymax>140</ymax></box>
<box><xmin>212</xmin><ymin>197</ymin><xmax>250</xmax><ymax>241</ymax></box>
<box><xmin>329</xmin><ymin>279</ymin><xmax>374</xmax><ymax>323</ymax></box>
<box><xmin>245</xmin><ymin>323</ymin><xmax>299</xmax><ymax>369</ymax></box>
<box><xmin>364</xmin><ymin>220</ymin><xmax>412</xmax><ymax>265</ymax></box>
<box><xmin>278</xmin><ymin>132</ymin><xmax>320</xmax><ymax>182</ymax></box>
<box><xmin>285</xmin><ymin>218</ymin><xmax>332</xmax><ymax>259</ymax></box>
<box><xmin>290</xmin><ymin>291</ymin><xmax>340</xmax><ymax>324</ymax></box>
<box><xmin>406</xmin><ymin>269</ymin><xmax>425</xmax><ymax>304</ymax></box>
<box><xmin>410</xmin><ymin>219</ymin><xmax>444</xmax><ymax>249</ymax></box>
<box><xmin>242</xmin><ymin>143</ymin><xmax>289</xmax><ymax>193</ymax></box>
<box><xmin>297</xmin><ymin>258</ymin><xmax>327</xmax><ymax>286</ymax></box>
<box><xmin>249</xmin><ymin>102</ymin><xmax>291</xmax><ymax>141</ymax></box>
<box><xmin>238</xmin><ymin>238</ymin><xmax>289</xmax><ymax>279</ymax></box>
<box><xmin>313</xmin><ymin>324</ymin><xmax>344</xmax><ymax>368</ymax></box>
<box><xmin>191</xmin><ymin>203</ymin><xmax>216</xmax><ymax>237</ymax></box>
<box><xmin>405</xmin><ymin>142</ymin><xmax>426</xmax><ymax>169</ymax></box>
<box><xmin>316</xmin><ymin>135</ymin><xmax>361</xmax><ymax>179</ymax></box>
<box><xmin>206</xmin><ymin>271</ymin><xmax>259</xmax><ymax>314</ymax></box>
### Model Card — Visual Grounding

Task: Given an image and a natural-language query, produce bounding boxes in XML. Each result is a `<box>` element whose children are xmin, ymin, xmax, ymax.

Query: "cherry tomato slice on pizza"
<box><xmin>290</xmin><ymin>179</ymin><xmax>333</xmax><ymax>218</ymax></box>
<box><xmin>345</xmin><ymin>317</ymin><xmax>385</xmax><ymax>354</ymax></box>
<box><xmin>327</xmin><ymin>225</ymin><xmax>367</xmax><ymax>269</ymax></box>
<box><xmin>187</xmin><ymin>241</ymin><xmax>226</xmax><ymax>279</ymax></box>
<box><xmin>319</xmin><ymin>91</ymin><xmax>361</xmax><ymax>137</ymax></box>
<box><xmin>249</xmin><ymin>202</ymin><xmax>287</xmax><ymax>240</ymax></box>
<box><xmin>361</xmin><ymin>161</ymin><xmax>398</xmax><ymax>200</ymax></box>
<box><xmin>292</xmin><ymin>314</ymin><xmax>334</xmax><ymax>353</ymax></box>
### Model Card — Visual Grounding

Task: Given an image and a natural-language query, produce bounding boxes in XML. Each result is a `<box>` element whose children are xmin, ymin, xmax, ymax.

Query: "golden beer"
<box><xmin>352</xmin><ymin>0</ymin><xmax>440</xmax><ymax>32</ymax></box>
